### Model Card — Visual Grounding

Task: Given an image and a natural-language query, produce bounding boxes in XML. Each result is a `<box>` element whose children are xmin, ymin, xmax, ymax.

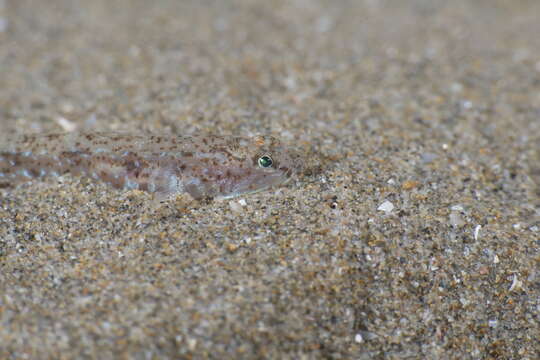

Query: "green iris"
<box><xmin>258</xmin><ymin>155</ymin><xmax>273</xmax><ymax>168</ymax></box>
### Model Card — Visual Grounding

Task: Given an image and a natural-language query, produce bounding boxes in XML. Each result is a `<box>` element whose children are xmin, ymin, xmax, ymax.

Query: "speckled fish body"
<box><xmin>0</xmin><ymin>132</ymin><xmax>302</xmax><ymax>199</ymax></box>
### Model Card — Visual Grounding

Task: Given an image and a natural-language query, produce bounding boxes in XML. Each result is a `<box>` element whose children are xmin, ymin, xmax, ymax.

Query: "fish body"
<box><xmin>0</xmin><ymin>132</ymin><xmax>302</xmax><ymax>199</ymax></box>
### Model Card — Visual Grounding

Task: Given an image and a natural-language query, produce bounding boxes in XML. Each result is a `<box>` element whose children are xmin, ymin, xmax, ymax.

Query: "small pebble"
<box><xmin>229</xmin><ymin>201</ymin><xmax>245</xmax><ymax>213</ymax></box>
<box><xmin>55</xmin><ymin>116</ymin><xmax>77</xmax><ymax>132</ymax></box>
<box><xmin>401</xmin><ymin>180</ymin><xmax>420</xmax><ymax>190</ymax></box>
<box><xmin>377</xmin><ymin>200</ymin><xmax>394</xmax><ymax>213</ymax></box>
<box><xmin>509</xmin><ymin>275</ymin><xmax>522</xmax><ymax>292</ymax></box>
<box><xmin>473</xmin><ymin>225</ymin><xmax>481</xmax><ymax>241</ymax></box>
<box><xmin>421</xmin><ymin>153</ymin><xmax>439</xmax><ymax>164</ymax></box>
<box><xmin>449</xmin><ymin>212</ymin><xmax>465</xmax><ymax>227</ymax></box>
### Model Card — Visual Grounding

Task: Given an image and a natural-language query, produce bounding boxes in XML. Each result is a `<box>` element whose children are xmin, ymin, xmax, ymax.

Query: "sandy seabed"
<box><xmin>0</xmin><ymin>0</ymin><xmax>539</xmax><ymax>359</ymax></box>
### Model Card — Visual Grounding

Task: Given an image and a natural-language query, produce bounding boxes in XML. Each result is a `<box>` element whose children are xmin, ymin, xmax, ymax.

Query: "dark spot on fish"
<box><xmin>216</xmin><ymin>147</ymin><xmax>243</xmax><ymax>161</ymax></box>
<box><xmin>124</xmin><ymin>160</ymin><xmax>142</xmax><ymax>178</ymax></box>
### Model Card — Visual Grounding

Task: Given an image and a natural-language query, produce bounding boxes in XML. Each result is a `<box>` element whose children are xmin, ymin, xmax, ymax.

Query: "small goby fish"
<box><xmin>0</xmin><ymin>132</ymin><xmax>303</xmax><ymax>200</ymax></box>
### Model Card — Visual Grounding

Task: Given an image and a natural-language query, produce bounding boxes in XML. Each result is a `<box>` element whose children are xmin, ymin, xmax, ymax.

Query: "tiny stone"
<box><xmin>226</xmin><ymin>243</ymin><xmax>238</xmax><ymax>252</ymax></box>
<box><xmin>450</xmin><ymin>82</ymin><xmax>463</xmax><ymax>92</ymax></box>
<box><xmin>377</xmin><ymin>200</ymin><xmax>394</xmax><ymax>213</ymax></box>
<box><xmin>354</xmin><ymin>333</ymin><xmax>363</xmax><ymax>343</ymax></box>
<box><xmin>474</xmin><ymin>225</ymin><xmax>481</xmax><ymax>241</ymax></box>
<box><xmin>229</xmin><ymin>201</ymin><xmax>244</xmax><ymax>213</ymax></box>
<box><xmin>421</xmin><ymin>153</ymin><xmax>439</xmax><ymax>164</ymax></box>
<box><xmin>187</xmin><ymin>338</ymin><xmax>197</xmax><ymax>351</ymax></box>
<box><xmin>402</xmin><ymin>180</ymin><xmax>420</xmax><ymax>190</ymax></box>
<box><xmin>449</xmin><ymin>212</ymin><xmax>465</xmax><ymax>227</ymax></box>
<box><xmin>509</xmin><ymin>275</ymin><xmax>522</xmax><ymax>292</ymax></box>
<box><xmin>55</xmin><ymin>116</ymin><xmax>77</xmax><ymax>132</ymax></box>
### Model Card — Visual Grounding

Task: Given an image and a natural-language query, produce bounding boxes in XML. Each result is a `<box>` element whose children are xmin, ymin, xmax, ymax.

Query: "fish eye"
<box><xmin>258</xmin><ymin>155</ymin><xmax>273</xmax><ymax>168</ymax></box>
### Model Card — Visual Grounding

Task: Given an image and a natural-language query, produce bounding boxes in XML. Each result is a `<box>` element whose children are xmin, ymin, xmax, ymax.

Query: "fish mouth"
<box><xmin>223</xmin><ymin>170</ymin><xmax>288</xmax><ymax>199</ymax></box>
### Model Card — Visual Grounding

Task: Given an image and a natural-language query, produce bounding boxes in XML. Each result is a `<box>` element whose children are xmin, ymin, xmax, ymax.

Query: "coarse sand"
<box><xmin>1</xmin><ymin>0</ymin><xmax>539</xmax><ymax>359</ymax></box>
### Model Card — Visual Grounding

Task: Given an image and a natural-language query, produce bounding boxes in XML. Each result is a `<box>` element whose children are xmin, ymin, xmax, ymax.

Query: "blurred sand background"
<box><xmin>0</xmin><ymin>0</ymin><xmax>539</xmax><ymax>358</ymax></box>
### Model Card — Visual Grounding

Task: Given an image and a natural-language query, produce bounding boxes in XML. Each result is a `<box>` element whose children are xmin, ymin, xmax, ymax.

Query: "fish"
<box><xmin>0</xmin><ymin>132</ymin><xmax>303</xmax><ymax>200</ymax></box>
